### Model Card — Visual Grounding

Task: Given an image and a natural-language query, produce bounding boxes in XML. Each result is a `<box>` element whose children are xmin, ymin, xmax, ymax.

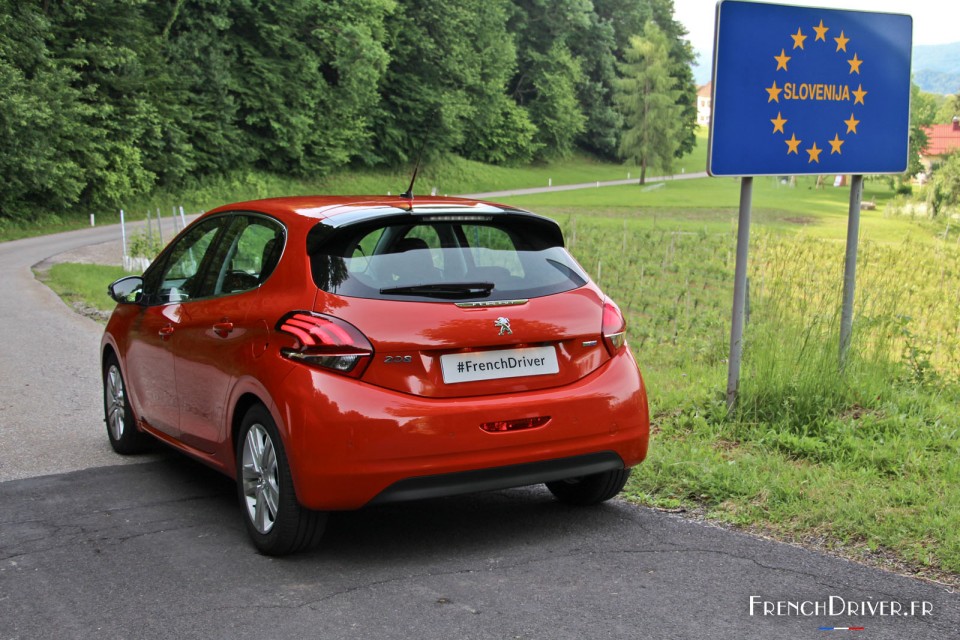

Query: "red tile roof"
<box><xmin>922</xmin><ymin>120</ymin><xmax>960</xmax><ymax>157</ymax></box>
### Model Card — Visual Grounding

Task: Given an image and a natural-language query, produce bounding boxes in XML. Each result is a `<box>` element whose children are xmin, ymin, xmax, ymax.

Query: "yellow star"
<box><xmin>771</xmin><ymin>112</ymin><xmax>788</xmax><ymax>134</ymax></box>
<box><xmin>775</xmin><ymin>49</ymin><xmax>791</xmax><ymax>71</ymax></box>
<box><xmin>806</xmin><ymin>142</ymin><xmax>822</xmax><ymax>163</ymax></box>
<box><xmin>766</xmin><ymin>81</ymin><xmax>782</xmax><ymax>103</ymax></box>
<box><xmin>785</xmin><ymin>134</ymin><xmax>802</xmax><ymax>154</ymax></box>
<box><xmin>829</xmin><ymin>134</ymin><xmax>844</xmax><ymax>154</ymax></box>
<box><xmin>844</xmin><ymin>113</ymin><xmax>860</xmax><ymax>134</ymax></box>
<box><xmin>813</xmin><ymin>20</ymin><xmax>829</xmax><ymax>41</ymax></box>
<box><xmin>853</xmin><ymin>84</ymin><xmax>868</xmax><ymax>105</ymax></box>
<box><xmin>848</xmin><ymin>53</ymin><xmax>863</xmax><ymax>74</ymax></box>
<box><xmin>791</xmin><ymin>28</ymin><xmax>807</xmax><ymax>50</ymax></box>
<box><xmin>835</xmin><ymin>31</ymin><xmax>849</xmax><ymax>52</ymax></box>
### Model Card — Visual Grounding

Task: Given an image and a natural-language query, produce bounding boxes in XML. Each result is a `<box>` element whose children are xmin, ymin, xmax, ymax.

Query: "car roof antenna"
<box><xmin>400</xmin><ymin>139</ymin><xmax>428</xmax><ymax>201</ymax></box>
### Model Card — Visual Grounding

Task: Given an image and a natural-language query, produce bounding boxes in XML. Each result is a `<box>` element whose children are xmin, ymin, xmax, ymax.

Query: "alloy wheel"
<box><xmin>241</xmin><ymin>424</ymin><xmax>280</xmax><ymax>534</ymax></box>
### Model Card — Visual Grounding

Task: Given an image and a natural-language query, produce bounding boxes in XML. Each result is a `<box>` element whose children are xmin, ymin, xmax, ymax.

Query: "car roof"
<box><xmin>204</xmin><ymin>195</ymin><xmax>534</xmax><ymax>231</ymax></box>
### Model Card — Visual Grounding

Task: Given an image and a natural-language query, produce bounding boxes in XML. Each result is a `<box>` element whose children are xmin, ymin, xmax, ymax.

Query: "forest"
<box><xmin>0</xmin><ymin>0</ymin><xmax>697</xmax><ymax>221</ymax></box>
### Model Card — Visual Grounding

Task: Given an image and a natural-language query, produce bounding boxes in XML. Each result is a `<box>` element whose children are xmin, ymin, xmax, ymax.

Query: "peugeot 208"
<box><xmin>102</xmin><ymin>196</ymin><xmax>650</xmax><ymax>555</ymax></box>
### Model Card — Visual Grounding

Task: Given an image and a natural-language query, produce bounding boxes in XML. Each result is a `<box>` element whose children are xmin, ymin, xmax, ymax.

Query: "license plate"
<box><xmin>440</xmin><ymin>346</ymin><xmax>559</xmax><ymax>384</ymax></box>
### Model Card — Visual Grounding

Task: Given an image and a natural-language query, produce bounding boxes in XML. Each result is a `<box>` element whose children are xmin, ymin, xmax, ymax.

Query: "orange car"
<box><xmin>102</xmin><ymin>196</ymin><xmax>649</xmax><ymax>555</ymax></box>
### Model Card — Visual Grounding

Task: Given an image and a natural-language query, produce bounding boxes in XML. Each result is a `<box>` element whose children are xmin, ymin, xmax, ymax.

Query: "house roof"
<box><xmin>922</xmin><ymin>120</ymin><xmax>960</xmax><ymax>157</ymax></box>
<box><xmin>697</xmin><ymin>82</ymin><xmax>712</xmax><ymax>98</ymax></box>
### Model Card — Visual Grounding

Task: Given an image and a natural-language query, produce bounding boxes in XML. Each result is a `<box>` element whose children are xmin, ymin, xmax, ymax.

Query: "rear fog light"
<box><xmin>480</xmin><ymin>416</ymin><xmax>551</xmax><ymax>433</ymax></box>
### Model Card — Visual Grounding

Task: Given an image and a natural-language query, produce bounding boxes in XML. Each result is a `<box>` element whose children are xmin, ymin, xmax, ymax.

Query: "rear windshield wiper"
<box><xmin>379</xmin><ymin>282</ymin><xmax>495</xmax><ymax>299</ymax></box>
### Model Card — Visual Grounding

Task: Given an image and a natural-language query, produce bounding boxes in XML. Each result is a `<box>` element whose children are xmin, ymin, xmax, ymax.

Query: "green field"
<box><xmin>35</xmin><ymin>137</ymin><xmax>960</xmax><ymax>583</ymax></box>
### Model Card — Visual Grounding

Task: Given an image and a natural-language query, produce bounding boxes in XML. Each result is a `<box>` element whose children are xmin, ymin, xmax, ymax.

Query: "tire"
<box><xmin>545</xmin><ymin>468</ymin><xmax>632</xmax><ymax>506</ymax></box>
<box><xmin>236</xmin><ymin>405</ymin><xmax>327</xmax><ymax>556</ymax></box>
<box><xmin>102</xmin><ymin>355</ymin><xmax>151</xmax><ymax>455</ymax></box>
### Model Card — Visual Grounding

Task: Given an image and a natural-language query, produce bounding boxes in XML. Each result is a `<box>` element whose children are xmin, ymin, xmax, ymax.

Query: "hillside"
<box><xmin>913</xmin><ymin>43</ymin><xmax>960</xmax><ymax>94</ymax></box>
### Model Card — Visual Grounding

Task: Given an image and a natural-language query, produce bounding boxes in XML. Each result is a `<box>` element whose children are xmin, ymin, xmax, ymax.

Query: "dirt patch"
<box><xmin>70</xmin><ymin>300</ymin><xmax>113</xmax><ymax>324</ymax></box>
<box><xmin>48</xmin><ymin>239</ymin><xmax>125</xmax><ymax>267</ymax></box>
<box><xmin>783</xmin><ymin>216</ymin><xmax>815</xmax><ymax>225</ymax></box>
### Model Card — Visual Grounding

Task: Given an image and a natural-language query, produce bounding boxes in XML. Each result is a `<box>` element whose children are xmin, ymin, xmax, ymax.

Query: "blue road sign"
<box><xmin>708</xmin><ymin>1</ymin><xmax>912</xmax><ymax>176</ymax></box>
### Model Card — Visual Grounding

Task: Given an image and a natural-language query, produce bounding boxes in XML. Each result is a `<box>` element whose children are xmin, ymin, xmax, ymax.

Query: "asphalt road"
<box><xmin>0</xmin><ymin>222</ymin><xmax>159</xmax><ymax>483</ymax></box>
<box><xmin>2</xmin><ymin>457</ymin><xmax>957</xmax><ymax>640</ymax></box>
<box><xmin>0</xmin><ymin>202</ymin><xmax>957</xmax><ymax>639</ymax></box>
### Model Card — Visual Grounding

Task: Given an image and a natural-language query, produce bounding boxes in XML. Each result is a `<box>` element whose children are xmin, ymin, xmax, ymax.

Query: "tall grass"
<box><xmin>542</xmin><ymin>211</ymin><xmax>960</xmax><ymax>576</ymax></box>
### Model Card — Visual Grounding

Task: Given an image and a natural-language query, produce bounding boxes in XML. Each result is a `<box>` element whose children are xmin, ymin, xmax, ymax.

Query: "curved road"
<box><xmin>0</xmin><ymin>190</ymin><xmax>957</xmax><ymax>639</ymax></box>
<box><xmin>0</xmin><ymin>222</ymin><xmax>158</xmax><ymax>482</ymax></box>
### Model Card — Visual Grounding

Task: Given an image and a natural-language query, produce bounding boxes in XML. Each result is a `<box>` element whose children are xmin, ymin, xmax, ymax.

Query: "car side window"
<box><xmin>143</xmin><ymin>217</ymin><xmax>225</xmax><ymax>304</ymax></box>
<box><xmin>210</xmin><ymin>216</ymin><xmax>285</xmax><ymax>296</ymax></box>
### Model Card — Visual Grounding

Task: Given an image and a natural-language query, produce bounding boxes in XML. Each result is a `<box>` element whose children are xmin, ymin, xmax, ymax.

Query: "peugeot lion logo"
<box><xmin>494</xmin><ymin>317</ymin><xmax>513</xmax><ymax>336</ymax></box>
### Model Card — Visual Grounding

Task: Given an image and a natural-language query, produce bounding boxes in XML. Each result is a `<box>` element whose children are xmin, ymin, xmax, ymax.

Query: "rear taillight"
<box><xmin>277</xmin><ymin>312</ymin><xmax>373</xmax><ymax>378</ymax></box>
<box><xmin>602</xmin><ymin>299</ymin><xmax>627</xmax><ymax>356</ymax></box>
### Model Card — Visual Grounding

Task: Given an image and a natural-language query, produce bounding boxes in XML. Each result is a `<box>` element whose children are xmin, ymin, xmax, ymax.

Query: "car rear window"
<box><xmin>307</xmin><ymin>213</ymin><xmax>589</xmax><ymax>302</ymax></box>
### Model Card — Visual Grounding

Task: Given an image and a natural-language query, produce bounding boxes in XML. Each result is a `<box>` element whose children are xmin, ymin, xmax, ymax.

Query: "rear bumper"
<box><xmin>367</xmin><ymin>451</ymin><xmax>625</xmax><ymax>505</ymax></box>
<box><xmin>274</xmin><ymin>349</ymin><xmax>649</xmax><ymax>510</ymax></box>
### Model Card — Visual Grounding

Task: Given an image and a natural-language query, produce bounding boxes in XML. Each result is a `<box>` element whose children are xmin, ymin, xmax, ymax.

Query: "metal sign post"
<box><xmin>839</xmin><ymin>174</ymin><xmax>864</xmax><ymax>367</ymax></box>
<box><xmin>709</xmin><ymin>1</ymin><xmax>912</xmax><ymax>409</ymax></box>
<box><xmin>726</xmin><ymin>177</ymin><xmax>753</xmax><ymax>411</ymax></box>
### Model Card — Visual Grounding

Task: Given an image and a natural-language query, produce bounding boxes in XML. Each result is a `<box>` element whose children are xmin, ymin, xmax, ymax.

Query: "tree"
<box><xmin>926</xmin><ymin>151</ymin><xmax>960</xmax><ymax>217</ymax></box>
<box><xmin>568</xmin><ymin>9</ymin><xmax>621</xmax><ymax>159</ymax></box>
<box><xmin>932</xmin><ymin>92</ymin><xmax>955</xmax><ymax>124</ymax></box>
<box><xmin>944</xmin><ymin>91</ymin><xmax>960</xmax><ymax>122</ymax></box>
<box><xmin>42</xmin><ymin>0</ymin><xmax>174</xmax><ymax>209</ymax></box>
<box><xmin>151</xmin><ymin>0</ymin><xmax>248</xmax><ymax>177</ymax></box>
<box><xmin>595</xmin><ymin>0</ymin><xmax>698</xmax><ymax>158</ymax></box>
<box><xmin>0</xmin><ymin>2</ymin><xmax>87</xmax><ymax>220</ymax></box>
<box><xmin>646</xmin><ymin>0</ymin><xmax>697</xmax><ymax>159</ymax></box>
<box><xmin>509</xmin><ymin>0</ymin><xmax>589</xmax><ymax>158</ymax></box>
<box><xmin>614</xmin><ymin>22</ymin><xmax>682</xmax><ymax>183</ymax></box>
<box><xmin>372</xmin><ymin>0</ymin><xmax>535</xmax><ymax>166</ymax></box>
<box><xmin>158</xmin><ymin>0</ymin><xmax>394</xmax><ymax>178</ymax></box>
<box><xmin>454</xmin><ymin>0</ymin><xmax>538</xmax><ymax>165</ymax></box>
<box><xmin>524</xmin><ymin>42</ymin><xmax>587</xmax><ymax>157</ymax></box>
<box><xmin>0</xmin><ymin>1</ymin><xmax>167</xmax><ymax>219</ymax></box>
<box><xmin>907</xmin><ymin>83</ymin><xmax>938</xmax><ymax>185</ymax></box>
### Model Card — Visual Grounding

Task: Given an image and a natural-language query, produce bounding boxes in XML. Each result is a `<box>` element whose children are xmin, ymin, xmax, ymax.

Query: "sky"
<box><xmin>673</xmin><ymin>0</ymin><xmax>960</xmax><ymax>55</ymax></box>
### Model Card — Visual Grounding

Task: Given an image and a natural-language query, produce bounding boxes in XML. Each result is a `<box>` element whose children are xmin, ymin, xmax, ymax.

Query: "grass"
<box><xmin>35</xmin><ymin>263</ymin><xmax>129</xmax><ymax>314</ymax></box>
<box><xmin>32</xmin><ymin>131</ymin><xmax>960</xmax><ymax>581</ymax></box>
<box><xmin>502</xmin><ymin>174</ymin><xmax>933</xmax><ymax>244</ymax></box>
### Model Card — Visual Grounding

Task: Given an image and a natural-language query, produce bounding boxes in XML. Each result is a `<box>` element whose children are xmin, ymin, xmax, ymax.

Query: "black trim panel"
<box><xmin>366</xmin><ymin>451</ymin><xmax>625</xmax><ymax>506</ymax></box>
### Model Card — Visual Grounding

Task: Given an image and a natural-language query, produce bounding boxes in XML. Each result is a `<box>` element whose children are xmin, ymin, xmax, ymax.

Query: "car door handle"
<box><xmin>213</xmin><ymin>321</ymin><xmax>235</xmax><ymax>338</ymax></box>
<box><xmin>158</xmin><ymin>325</ymin><xmax>175</xmax><ymax>340</ymax></box>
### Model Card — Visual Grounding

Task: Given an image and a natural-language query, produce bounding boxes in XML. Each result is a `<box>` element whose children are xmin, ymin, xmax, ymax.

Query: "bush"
<box><xmin>128</xmin><ymin>231</ymin><xmax>162</xmax><ymax>259</ymax></box>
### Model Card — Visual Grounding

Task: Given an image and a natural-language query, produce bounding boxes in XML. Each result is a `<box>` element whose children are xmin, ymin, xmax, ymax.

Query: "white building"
<box><xmin>697</xmin><ymin>82</ymin><xmax>712</xmax><ymax>126</ymax></box>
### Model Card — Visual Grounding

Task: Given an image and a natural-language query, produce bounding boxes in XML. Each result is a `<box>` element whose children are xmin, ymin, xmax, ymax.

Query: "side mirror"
<box><xmin>108</xmin><ymin>276</ymin><xmax>144</xmax><ymax>304</ymax></box>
